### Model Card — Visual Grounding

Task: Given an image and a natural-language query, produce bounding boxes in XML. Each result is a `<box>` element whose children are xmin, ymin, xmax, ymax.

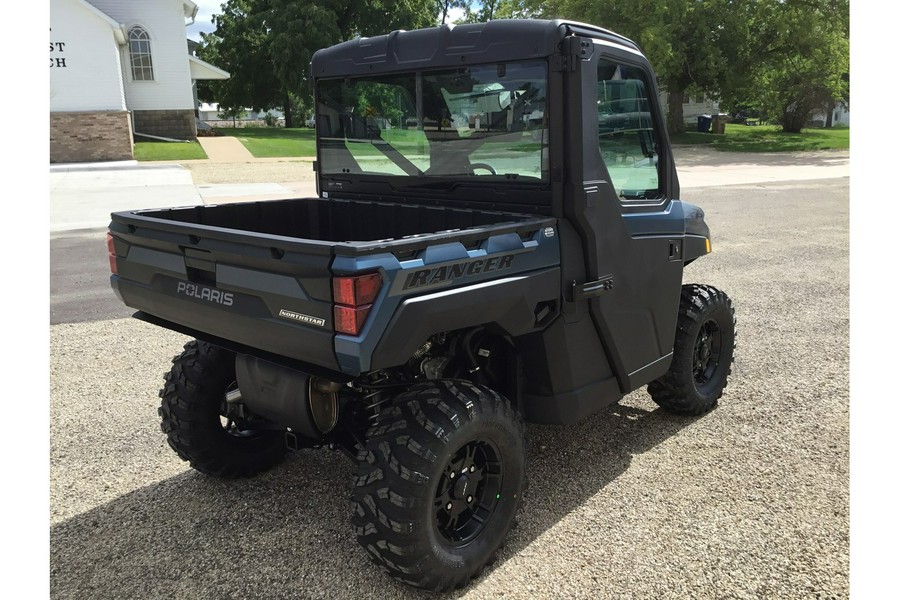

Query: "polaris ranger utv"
<box><xmin>108</xmin><ymin>19</ymin><xmax>736</xmax><ymax>592</ymax></box>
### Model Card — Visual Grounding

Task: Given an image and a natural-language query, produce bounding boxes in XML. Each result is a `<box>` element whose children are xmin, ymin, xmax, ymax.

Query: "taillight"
<box><xmin>332</xmin><ymin>272</ymin><xmax>382</xmax><ymax>335</ymax></box>
<box><xmin>333</xmin><ymin>273</ymin><xmax>382</xmax><ymax>306</ymax></box>
<box><xmin>106</xmin><ymin>232</ymin><xmax>117</xmax><ymax>275</ymax></box>
<box><xmin>333</xmin><ymin>305</ymin><xmax>373</xmax><ymax>336</ymax></box>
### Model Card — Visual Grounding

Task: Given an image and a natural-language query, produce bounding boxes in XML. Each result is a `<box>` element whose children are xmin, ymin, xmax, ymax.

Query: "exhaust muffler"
<box><xmin>234</xmin><ymin>354</ymin><xmax>340</xmax><ymax>440</ymax></box>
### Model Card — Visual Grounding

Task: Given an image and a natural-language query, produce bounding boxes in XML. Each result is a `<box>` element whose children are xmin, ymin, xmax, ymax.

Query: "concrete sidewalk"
<box><xmin>196</xmin><ymin>136</ymin><xmax>255</xmax><ymax>162</ymax></box>
<box><xmin>49</xmin><ymin>149</ymin><xmax>848</xmax><ymax>234</ymax></box>
<box><xmin>50</xmin><ymin>161</ymin><xmax>315</xmax><ymax>234</ymax></box>
<box><xmin>50</xmin><ymin>162</ymin><xmax>201</xmax><ymax>233</ymax></box>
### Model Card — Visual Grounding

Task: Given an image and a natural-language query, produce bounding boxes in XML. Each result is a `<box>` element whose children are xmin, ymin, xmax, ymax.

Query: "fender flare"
<box><xmin>368</xmin><ymin>268</ymin><xmax>560</xmax><ymax>370</ymax></box>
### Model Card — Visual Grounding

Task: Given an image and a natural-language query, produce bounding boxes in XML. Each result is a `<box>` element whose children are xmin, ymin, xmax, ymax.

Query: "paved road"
<box><xmin>50</xmin><ymin>178</ymin><xmax>849</xmax><ymax>599</ymax></box>
<box><xmin>50</xmin><ymin>231</ymin><xmax>133</xmax><ymax>325</ymax></box>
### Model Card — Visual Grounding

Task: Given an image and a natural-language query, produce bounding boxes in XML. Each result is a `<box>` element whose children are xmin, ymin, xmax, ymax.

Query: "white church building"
<box><xmin>50</xmin><ymin>0</ymin><xmax>229</xmax><ymax>162</ymax></box>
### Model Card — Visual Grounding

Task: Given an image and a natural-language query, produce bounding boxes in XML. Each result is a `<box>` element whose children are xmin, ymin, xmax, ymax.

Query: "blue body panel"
<box><xmin>621</xmin><ymin>200</ymin><xmax>685</xmax><ymax>236</ymax></box>
<box><xmin>332</xmin><ymin>225</ymin><xmax>561</xmax><ymax>374</ymax></box>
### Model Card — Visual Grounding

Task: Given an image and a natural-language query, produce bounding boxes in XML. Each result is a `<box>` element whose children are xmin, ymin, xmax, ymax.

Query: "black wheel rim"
<box><xmin>433</xmin><ymin>440</ymin><xmax>502</xmax><ymax>546</ymax></box>
<box><xmin>693</xmin><ymin>319</ymin><xmax>723</xmax><ymax>391</ymax></box>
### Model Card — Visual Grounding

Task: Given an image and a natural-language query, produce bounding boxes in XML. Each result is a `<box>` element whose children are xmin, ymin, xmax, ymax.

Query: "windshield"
<box><xmin>316</xmin><ymin>61</ymin><xmax>548</xmax><ymax>182</ymax></box>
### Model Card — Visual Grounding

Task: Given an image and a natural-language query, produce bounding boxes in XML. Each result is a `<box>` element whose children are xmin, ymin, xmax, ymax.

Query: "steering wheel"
<box><xmin>467</xmin><ymin>162</ymin><xmax>497</xmax><ymax>175</ymax></box>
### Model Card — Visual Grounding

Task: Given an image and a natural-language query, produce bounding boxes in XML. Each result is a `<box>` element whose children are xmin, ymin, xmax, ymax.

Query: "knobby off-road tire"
<box><xmin>159</xmin><ymin>340</ymin><xmax>287</xmax><ymax>478</ymax></box>
<box><xmin>351</xmin><ymin>380</ymin><xmax>526</xmax><ymax>592</ymax></box>
<box><xmin>648</xmin><ymin>284</ymin><xmax>736</xmax><ymax>415</ymax></box>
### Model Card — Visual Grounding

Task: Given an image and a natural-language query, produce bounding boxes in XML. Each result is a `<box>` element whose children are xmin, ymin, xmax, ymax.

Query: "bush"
<box><xmin>263</xmin><ymin>112</ymin><xmax>278</xmax><ymax>127</ymax></box>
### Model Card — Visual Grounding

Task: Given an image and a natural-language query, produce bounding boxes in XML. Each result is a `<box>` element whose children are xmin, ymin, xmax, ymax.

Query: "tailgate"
<box><xmin>108</xmin><ymin>214</ymin><xmax>340</xmax><ymax>371</ymax></box>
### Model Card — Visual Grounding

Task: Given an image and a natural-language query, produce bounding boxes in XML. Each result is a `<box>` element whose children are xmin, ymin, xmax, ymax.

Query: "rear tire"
<box><xmin>158</xmin><ymin>340</ymin><xmax>287</xmax><ymax>478</ymax></box>
<box><xmin>648</xmin><ymin>284</ymin><xmax>736</xmax><ymax>415</ymax></box>
<box><xmin>351</xmin><ymin>380</ymin><xmax>526</xmax><ymax>592</ymax></box>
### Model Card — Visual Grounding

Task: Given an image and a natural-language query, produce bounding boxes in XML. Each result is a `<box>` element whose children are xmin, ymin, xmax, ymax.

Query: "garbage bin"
<box><xmin>697</xmin><ymin>115</ymin><xmax>712</xmax><ymax>133</ymax></box>
<box><xmin>711</xmin><ymin>114</ymin><xmax>729</xmax><ymax>135</ymax></box>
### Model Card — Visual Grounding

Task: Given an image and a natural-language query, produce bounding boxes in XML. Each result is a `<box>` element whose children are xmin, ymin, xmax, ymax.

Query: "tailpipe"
<box><xmin>234</xmin><ymin>354</ymin><xmax>341</xmax><ymax>440</ymax></box>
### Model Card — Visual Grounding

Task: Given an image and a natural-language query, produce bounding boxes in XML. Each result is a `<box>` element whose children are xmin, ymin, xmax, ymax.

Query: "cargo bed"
<box><xmin>108</xmin><ymin>195</ymin><xmax>555</xmax><ymax>373</ymax></box>
<box><xmin>111</xmin><ymin>196</ymin><xmax>548</xmax><ymax>257</ymax></box>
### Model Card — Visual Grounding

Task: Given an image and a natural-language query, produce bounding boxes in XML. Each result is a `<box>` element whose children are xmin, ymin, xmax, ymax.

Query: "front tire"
<box><xmin>648</xmin><ymin>284</ymin><xmax>736</xmax><ymax>415</ymax></box>
<box><xmin>351</xmin><ymin>380</ymin><xmax>526</xmax><ymax>592</ymax></box>
<box><xmin>158</xmin><ymin>340</ymin><xmax>287</xmax><ymax>478</ymax></box>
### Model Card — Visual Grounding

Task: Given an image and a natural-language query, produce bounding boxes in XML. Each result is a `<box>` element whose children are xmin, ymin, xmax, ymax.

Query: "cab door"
<box><xmin>561</xmin><ymin>36</ymin><xmax>685</xmax><ymax>393</ymax></box>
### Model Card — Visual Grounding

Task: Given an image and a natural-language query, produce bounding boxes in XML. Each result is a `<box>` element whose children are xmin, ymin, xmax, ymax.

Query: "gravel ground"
<box><xmin>184</xmin><ymin>160</ymin><xmax>316</xmax><ymax>184</ymax></box>
<box><xmin>50</xmin><ymin>179</ymin><xmax>849</xmax><ymax>599</ymax></box>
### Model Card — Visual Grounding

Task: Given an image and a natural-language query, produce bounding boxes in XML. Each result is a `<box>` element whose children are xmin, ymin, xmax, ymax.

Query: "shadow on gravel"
<box><xmin>50</xmin><ymin>400</ymin><xmax>698</xmax><ymax>600</ymax></box>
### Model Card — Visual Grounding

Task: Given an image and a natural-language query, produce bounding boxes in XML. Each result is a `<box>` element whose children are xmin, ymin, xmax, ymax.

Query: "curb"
<box><xmin>49</xmin><ymin>161</ymin><xmax>189</xmax><ymax>173</ymax></box>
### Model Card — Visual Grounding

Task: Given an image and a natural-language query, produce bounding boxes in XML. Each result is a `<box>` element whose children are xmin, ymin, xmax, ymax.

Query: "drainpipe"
<box><xmin>133</xmin><ymin>131</ymin><xmax>191</xmax><ymax>143</ymax></box>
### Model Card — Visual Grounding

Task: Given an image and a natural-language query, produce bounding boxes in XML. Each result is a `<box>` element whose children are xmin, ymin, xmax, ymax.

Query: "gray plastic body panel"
<box><xmin>310</xmin><ymin>19</ymin><xmax>639</xmax><ymax>79</ymax></box>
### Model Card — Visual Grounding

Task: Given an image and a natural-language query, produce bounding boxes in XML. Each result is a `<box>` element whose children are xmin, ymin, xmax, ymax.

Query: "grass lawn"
<box><xmin>670</xmin><ymin>124</ymin><xmax>849</xmax><ymax>152</ymax></box>
<box><xmin>133</xmin><ymin>141</ymin><xmax>208</xmax><ymax>161</ymax></box>
<box><xmin>218</xmin><ymin>127</ymin><xmax>317</xmax><ymax>157</ymax></box>
<box><xmin>214</xmin><ymin>122</ymin><xmax>850</xmax><ymax>158</ymax></box>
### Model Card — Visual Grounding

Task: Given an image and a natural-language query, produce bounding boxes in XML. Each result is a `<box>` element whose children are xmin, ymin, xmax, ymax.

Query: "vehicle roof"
<box><xmin>310</xmin><ymin>19</ymin><xmax>642</xmax><ymax>79</ymax></box>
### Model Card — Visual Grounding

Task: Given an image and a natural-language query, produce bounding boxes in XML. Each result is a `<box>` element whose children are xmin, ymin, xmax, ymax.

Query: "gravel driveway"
<box><xmin>50</xmin><ymin>178</ymin><xmax>849</xmax><ymax>599</ymax></box>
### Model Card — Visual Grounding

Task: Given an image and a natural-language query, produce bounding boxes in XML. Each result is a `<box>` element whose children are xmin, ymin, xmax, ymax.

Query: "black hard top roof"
<box><xmin>310</xmin><ymin>19</ymin><xmax>641</xmax><ymax>79</ymax></box>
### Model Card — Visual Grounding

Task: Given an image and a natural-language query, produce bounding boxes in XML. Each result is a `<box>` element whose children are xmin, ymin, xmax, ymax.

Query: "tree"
<box><xmin>462</xmin><ymin>0</ymin><xmax>498</xmax><ymax>21</ymax></box>
<box><xmin>436</xmin><ymin>1</ymin><xmax>470</xmax><ymax>24</ymax></box>
<box><xmin>534</xmin><ymin>0</ymin><xmax>749</xmax><ymax>133</ymax></box>
<box><xmin>196</xmin><ymin>1</ymin><xmax>284</xmax><ymax>121</ymax></box>
<box><xmin>461</xmin><ymin>0</ymin><xmax>541</xmax><ymax>22</ymax></box>
<box><xmin>725</xmin><ymin>0</ymin><xmax>849</xmax><ymax>133</ymax></box>
<box><xmin>263</xmin><ymin>0</ymin><xmax>342</xmax><ymax>126</ymax></box>
<box><xmin>217</xmin><ymin>106</ymin><xmax>247</xmax><ymax>128</ymax></box>
<box><xmin>197</xmin><ymin>1</ymin><xmax>440</xmax><ymax>128</ymax></box>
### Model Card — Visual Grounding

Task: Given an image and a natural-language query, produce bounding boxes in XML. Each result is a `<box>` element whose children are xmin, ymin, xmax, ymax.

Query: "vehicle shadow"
<box><xmin>50</xmin><ymin>398</ymin><xmax>699</xmax><ymax>600</ymax></box>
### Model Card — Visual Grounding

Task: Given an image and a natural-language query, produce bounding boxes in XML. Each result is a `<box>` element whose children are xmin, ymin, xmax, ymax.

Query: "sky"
<box><xmin>186</xmin><ymin>0</ymin><xmax>224</xmax><ymax>38</ymax></box>
<box><xmin>186</xmin><ymin>1</ymin><xmax>469</xmax><ymax>40</ymax></box>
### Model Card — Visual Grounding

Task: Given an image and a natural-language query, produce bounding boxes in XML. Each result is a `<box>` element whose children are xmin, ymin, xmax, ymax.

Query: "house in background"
<box><xmin>658</xmin><ymin>91</ymin><xmax>722</xmax><ymax>129</ymax></box>
<box><xmin>197</xmin><ymin>103</ymin><xmax>286</xmax><ymax>126</ymax></box>
<box><xmin>49</xmin><ymin>0</ymin><xmax>229</xmax><ymax>163</ymax></box>
<box><xmin>811</xmin><ymin>103</ymin><xmax>850</xmax><ymax>127</ymax></box>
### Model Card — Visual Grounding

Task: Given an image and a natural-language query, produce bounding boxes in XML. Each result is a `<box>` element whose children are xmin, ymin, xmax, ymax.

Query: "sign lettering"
<box><xmin>49</xmin><ymin>28</ymin><xmax>68</xmax><ymax>68</ymax></box>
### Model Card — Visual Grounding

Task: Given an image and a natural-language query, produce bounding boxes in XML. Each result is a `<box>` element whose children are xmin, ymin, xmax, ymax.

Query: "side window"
<box><xmin>597</xmin><ymin>60</ymin><xmax>660</xmax><ymax>200</ymax></box>
<box><xmin>128</xmin><ymin>26</ymin><xmax>154</xmax><ymax>81</ymax></box>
